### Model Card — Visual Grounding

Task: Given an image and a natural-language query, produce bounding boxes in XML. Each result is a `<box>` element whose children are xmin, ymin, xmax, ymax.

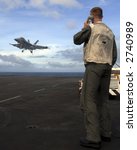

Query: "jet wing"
<box><xmin>10</xmin><ymin>43</ymin><xmax>23</xmax><ymax>49</ymax></box>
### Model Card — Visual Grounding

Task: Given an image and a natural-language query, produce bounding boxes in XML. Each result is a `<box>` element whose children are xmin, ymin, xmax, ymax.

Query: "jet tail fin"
<box><xmin>34</xmin><ymin>40</ymin><xmax>39</xmax><ymax>45</ymax></box>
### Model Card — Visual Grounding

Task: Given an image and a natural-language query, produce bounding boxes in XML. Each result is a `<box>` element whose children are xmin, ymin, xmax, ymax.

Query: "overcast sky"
<box><xmin>0</xmin><ymin>0</ymin><xmax>120</xmax><ymax>72</ymax></box>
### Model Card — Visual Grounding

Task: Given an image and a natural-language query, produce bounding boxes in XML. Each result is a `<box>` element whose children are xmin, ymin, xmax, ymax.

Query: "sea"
<box><xmin>0</xmin><ymin>72</ymin><xmax>84</xmax><ymax>77</ymax></box>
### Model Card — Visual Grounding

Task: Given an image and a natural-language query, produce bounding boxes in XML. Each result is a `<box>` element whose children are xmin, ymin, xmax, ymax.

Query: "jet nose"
<box><xmin>14</xmin><ymin>38</ymin><xmax>19</xmax><ymax>42</ymax></box>
<box><xmin>14</xmin><ymin>37</ymin><xmax>25</xmax><ymax>43</ymax></box>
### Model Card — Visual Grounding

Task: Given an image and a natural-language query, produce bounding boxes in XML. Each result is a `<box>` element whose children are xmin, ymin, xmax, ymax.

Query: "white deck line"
<box><xmin>34</xmin><ymin>88</ymin><xmax>45</xmax><ymax>93</ymax></box>
<box><xmin>8</xmin><ymin>83</ymin><xmax>17</xmax><ymax>86</ymax></box>
<box><xmin>0</xmin><ymin>95</ymin><xmax>21</xmax><ymax>103</ymax></box>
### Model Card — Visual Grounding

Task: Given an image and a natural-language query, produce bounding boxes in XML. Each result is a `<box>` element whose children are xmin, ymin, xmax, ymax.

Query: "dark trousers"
<box><xmin>80</xmin><ymin>62</ymin><xmax>112</xmax><ymax>142</ymax></box>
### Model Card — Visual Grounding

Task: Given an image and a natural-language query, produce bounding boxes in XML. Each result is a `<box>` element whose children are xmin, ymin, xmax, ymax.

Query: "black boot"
<box><xmin>101</xmin><ymin>136</ymin><xmax>111</xmax><ymax>142</ymax></box>
<box><xmin>80</xmin><ymin>137</ymin><xmax>101</xmax><ymax>149</ymax></box>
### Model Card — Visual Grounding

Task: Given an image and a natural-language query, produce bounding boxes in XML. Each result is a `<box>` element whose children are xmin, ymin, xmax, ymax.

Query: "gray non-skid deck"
<box><xmin>0</xmin><ymin>76</ymin><xmax>120</xmax><ymax>150</ymax></box>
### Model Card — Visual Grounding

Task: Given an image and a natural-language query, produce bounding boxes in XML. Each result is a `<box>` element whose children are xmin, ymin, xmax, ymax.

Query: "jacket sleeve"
<box><xmin>73</xmin><ymin>26</ymin><xmax>91</xmax><ymax>45</ymax></box>
<box><xmin>112</xmin><ymin>38</ymin><xmax>117</xmax><ymax>66</ymax></box>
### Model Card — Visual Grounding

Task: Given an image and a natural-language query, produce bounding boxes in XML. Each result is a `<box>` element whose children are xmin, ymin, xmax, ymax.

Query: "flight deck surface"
<box><xmin>0</xmin><ymin>76</ymin><xmax>120</xmax><ymax>150</ymax></box>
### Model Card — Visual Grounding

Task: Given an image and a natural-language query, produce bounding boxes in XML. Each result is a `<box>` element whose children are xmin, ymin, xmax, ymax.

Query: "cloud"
<box><xmin>0</xmin><ymin>53</ymin><xmax>40</xmax><ymax>72</ymax></box>
<box><xmin>0</xmin><ymin>0</ymin><xmax>60</xmax><ymax>18</ymax></box>
<box><xmin>47</xmin><ymin>61</ymin><xmax>80</xmax><ymax>68</ymax></box>
<box><xmin>0</xmin><ymin>0</ymin><xmax>39</xmax><ymax>10</ymax></box>
<box><xmin>0</xmin><ymin>44</ymin><xmax>86</xmax><ymax>71</ymax></box>
<box><xmin>28</xmin><ymin>55</ymin><xmax>48</xmax><ymax>58</ymax></box>
<box><xmin>49</xmin><ymin>0</ymin><xmax>82</xmax><ymax>8</ymax></box>
<box><xmin>56</xmin><ymin>47</ymin><xmax>83</xmax><ymax>62</ymax></box>
<box><xmin>0</xmin><ymin>0</ymin><xmax>82</xmax><ymax>18</ymax></box>
<box><xmin>29</xmin><ymin>0</ymin><xmax>45</xmax><ymax>8</ymax></box>
<box><xmin>0</xmin><ymin>54</ymin><xmax>33</xmax><ymax>66</ymax></box>
<box><xmin>47</xmin><ymin>61</ymin><xmax>69</xmax><ymax>68</ymax></box>
<box><xmin>46</xmin><ymin>61</ymin><xmax>83</xmax><ymax>72</ymax></box>
<box><xmin>0</xmin><ymin>54</ymin><xmax>38</xmax><ymax>71</ymax></box>
<box><xmin>0</xmin><ymin>0</ymin><xmax>24</xmax><ymax>10</ymax></box>
<box><xmin>99</xmin><ymin>0</ymin><xmax>108</xmax><ymax>5</ymax></box>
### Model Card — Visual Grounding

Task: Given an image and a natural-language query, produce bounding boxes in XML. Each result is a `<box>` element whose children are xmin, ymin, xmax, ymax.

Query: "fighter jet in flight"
<box><xmin>10</xmin><ymin>37</ymin><xmax>49</xmax><ymax>53</ymax></box>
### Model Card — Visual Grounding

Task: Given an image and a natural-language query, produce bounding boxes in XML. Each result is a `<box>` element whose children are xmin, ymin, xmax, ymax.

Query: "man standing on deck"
<box><xmin>73</xmin><ymin>7</ymin><xmax>117</xmax><ymax>149</ymax></box>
